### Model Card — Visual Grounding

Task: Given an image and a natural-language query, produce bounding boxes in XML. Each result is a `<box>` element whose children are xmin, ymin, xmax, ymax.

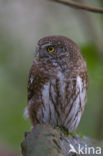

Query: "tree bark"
<box><xmin>21</xmin><ymin>124</ymin><xmax>103</xmax><ymax>156</ymax></box>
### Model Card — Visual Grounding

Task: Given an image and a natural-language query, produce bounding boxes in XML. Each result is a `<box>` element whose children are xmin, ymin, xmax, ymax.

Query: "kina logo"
<box><xmin>68</xmin><ymin>144</ymin><xmax>102</xmax><ymax>155</ymax></box>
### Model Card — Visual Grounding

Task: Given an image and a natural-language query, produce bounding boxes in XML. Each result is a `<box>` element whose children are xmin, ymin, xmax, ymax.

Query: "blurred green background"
<box><xmin>0</xmin><ymin>0</ymin><xmax>103</xmax><ymax>154</ymax></box>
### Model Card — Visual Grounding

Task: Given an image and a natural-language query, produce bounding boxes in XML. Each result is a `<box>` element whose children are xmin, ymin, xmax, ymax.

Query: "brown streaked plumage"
<box><xmin>25</xmin><ymin>35</ymin><xmax>88</xmax><ymax>132</ymax></box>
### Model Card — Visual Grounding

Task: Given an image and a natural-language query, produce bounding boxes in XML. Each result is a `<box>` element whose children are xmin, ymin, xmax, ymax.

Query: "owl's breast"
<box><xmin>38</xmin><ymin>70</ymin><xmax>87</xmax><ymax>131</ymax></box>
<box><xmin>37</xmin><ymin>70</ymin><xmax>67</xmax><ymax>125</ymax></box>
<box><xmin>27</xmin><ymin>62</ymin><xmax>87</xmax><ymax>131</ymax></box>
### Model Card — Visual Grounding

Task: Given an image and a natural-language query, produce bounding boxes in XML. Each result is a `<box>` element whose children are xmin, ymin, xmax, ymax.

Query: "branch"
<box><xmin>49</xmin><ymin>0</ymin><xmax>103</xmax><ymax>14</ymax></box>
<box><xmin>21</xmin><ymin>124</ymin><xmax>103</xmax><ymax>156</ymax></box>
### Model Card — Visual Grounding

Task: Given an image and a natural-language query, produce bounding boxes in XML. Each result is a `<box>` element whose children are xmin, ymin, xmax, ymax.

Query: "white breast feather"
<box><xmin>57</xmin><ymin>71</ymin><xmax>65</xmax><ymax>101</ymax></box>
<box><xmin>41</xmin><ymin>83</ymin><xmax>50</xmax><ymax>122</ymax></box>
<box><xmin>64</xmin><ymin>76</ymin><xmax>86</xmax><ymax>131</ymax></box>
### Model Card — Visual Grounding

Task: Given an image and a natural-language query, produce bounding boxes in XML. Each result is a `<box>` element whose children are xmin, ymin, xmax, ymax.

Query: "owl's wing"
<box><xmin>24</xmin><ymin>64</ymin><xmax>37</xmax><ymax>119</ymax></box>
<box><xmin>28</xmin><ymin>64</ymin><xmax>37</xmax><ymax>101</ymax></box>
<box><xmin>26</xmin><ymin>63</ymin><xmax>46</xmax><ymax>123</ymax></box>
<box><xmin>26</xmin><ymin>63</ymin><xmax>53</xmax><ymax>123</ymax></box>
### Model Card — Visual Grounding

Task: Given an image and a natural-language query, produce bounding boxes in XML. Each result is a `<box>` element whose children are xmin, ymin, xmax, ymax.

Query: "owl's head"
<box><xmin>34</xmin><ymin>35</ymin><xmax>83</xmax><ymax>66</ymax></box>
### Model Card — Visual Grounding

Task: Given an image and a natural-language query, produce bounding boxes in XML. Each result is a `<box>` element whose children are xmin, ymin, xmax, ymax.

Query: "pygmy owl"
<box><xmin>25</xmin><ymin>35</ymin><xmax>88</xmax><ymax>132</ymax></box>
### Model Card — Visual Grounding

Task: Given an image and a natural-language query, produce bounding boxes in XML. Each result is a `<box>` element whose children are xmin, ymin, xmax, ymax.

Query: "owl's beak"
<box><xmin>36</xmin><ymin>56</ymin><xmax>40</xmax><ymax>61</ymax></box>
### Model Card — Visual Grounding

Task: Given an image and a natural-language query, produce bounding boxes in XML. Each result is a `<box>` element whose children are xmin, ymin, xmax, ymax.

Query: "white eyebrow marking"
<box><xmin>41</xmin><ymin>42</ymin><xmax>52</xmax><ymax>48</ymax></box>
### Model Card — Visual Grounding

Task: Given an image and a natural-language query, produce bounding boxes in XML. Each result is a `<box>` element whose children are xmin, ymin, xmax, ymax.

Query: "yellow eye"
<box><xmin>47</xmin><ymin>46</ymin><xmax>55</xmax><ymax>53</ymax></box>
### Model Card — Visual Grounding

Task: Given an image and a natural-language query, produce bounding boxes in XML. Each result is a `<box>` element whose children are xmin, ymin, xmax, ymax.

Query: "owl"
<box><xmin>25</xmin><ymin>35</ymin><xmax>88</xmax><ymax>132</ymax></box>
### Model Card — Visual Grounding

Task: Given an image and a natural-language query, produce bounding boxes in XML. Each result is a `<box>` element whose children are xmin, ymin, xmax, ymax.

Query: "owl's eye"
<box><xmin>47</xmin><ymin>46</ymin><xmax>55</xmax><ymax>53</ymax></box>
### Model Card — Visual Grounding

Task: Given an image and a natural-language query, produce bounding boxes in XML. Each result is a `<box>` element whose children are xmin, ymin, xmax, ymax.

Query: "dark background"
<box><xmin>0</xmin><ymin>0</ymin><xmax>103</xmax><ymax>154</ymax></box>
